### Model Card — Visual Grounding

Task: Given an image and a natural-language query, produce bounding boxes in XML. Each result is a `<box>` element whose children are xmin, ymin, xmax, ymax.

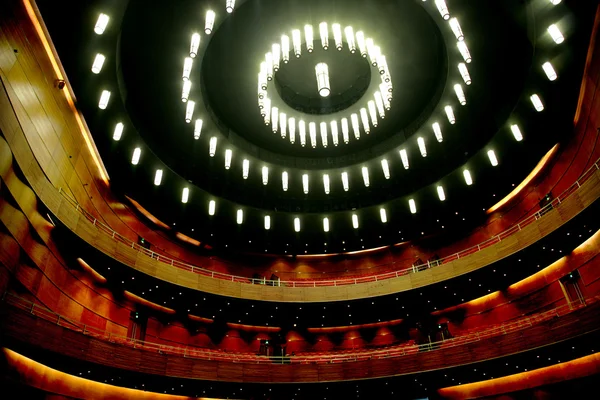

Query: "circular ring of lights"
<box><xmin>255</xmin><ymin>23</ymin><xmax>393</xmax><ymax>149</ymax></box>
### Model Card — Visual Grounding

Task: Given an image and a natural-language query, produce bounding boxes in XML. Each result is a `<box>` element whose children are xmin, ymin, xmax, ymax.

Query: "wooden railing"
<box><xmin>2</xmin><ymin>291</ymin><xmax>593</xmax><ymax>364</ymax></box>
<box><xmin>56</xmin><ymin>158</ymin><xmax>600</xmax><ymax>287</ymax></box>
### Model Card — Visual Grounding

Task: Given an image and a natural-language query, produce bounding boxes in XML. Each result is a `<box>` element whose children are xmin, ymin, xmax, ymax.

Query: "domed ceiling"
<box><xmin>38</xmin><ymin>0</ymin><xmax>595</xmax><ymax>255</ymax></box>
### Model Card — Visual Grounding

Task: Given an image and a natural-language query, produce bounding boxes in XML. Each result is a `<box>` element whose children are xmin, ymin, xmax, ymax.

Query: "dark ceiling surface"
<box><xmin>36</xmin><ymin>0</ymin><xmax>597</xmax><ymax>255</ymax></box>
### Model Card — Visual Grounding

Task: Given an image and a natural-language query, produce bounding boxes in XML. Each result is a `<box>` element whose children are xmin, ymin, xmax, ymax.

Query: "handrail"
<box><xmin>56</xmin><ymin>158</ymin><xmax>600</xmax><ymax>287</ymax></box>
<box><xmin>2</xmin><ymin>291</ymin><xmax>595</xmax><ymax>364</ymax></box>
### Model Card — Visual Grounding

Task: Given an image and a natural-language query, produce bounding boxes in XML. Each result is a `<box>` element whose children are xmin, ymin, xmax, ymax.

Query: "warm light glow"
<box><xmin>457</xmin><ymin>41</ymin><xmax>472</xmax><ymax>63</ymax></box>
<box><xmin>224</xmin><ymin>149</ymin><xmax>232</xmax><ymax>169</ymax></box>
<box><xmin>454</xmin><ymin>84</ymin><xmax>466</xmax><ymax>105</ymax></box>
<box><xmin>272</xmin><ymin>43</ymin><xmax>281</xmax><ymax>71</ymax></box>
<box><xmin>437</xmin><ymin>185</ymin><xmax>446</xmax><ymax>201</ymax></box>
<box><xmin>304</xmin><ymin>25</ymin><xmax>314</xmax><ymax>52</ymax></box>
<box><xmin>432</xmin><ymin>122</ymin><xmax>443</xmax><ymax>142</ymax></box>
<box><xmin>264</xmin><ymin>215</ymin><xmax>271</xmax><ymax>230</ymax></box>
<box><xmin>458</xmin><ymin>63</ymin><xmax>472</xmax><ymax>85</ymax></box>
<box><xmin>409</xmin><ymin>198</ymin><xmax>417</xmax><ymax>214</ymax></box>
<box><xmin>181</xmin><ymin>80</ymin><xmax>191</xmax><ymax>102</ymax></box>
<box><xmin>362</xmin><ymin>166</ymin><xmax>370</xmax><ymax>187</ymax></box>
<box><xmin>352</xmin><ymin>214</ymin><xmax>359</xmax><ymax>229</ymax></box>
<box><xmin>113</xmin><ymin>123</ymin><xmax>123</xmax><ymax>141</ymax></box>
<box><xmin>445</xmin><ymin>105</ymin><xmax>456</xmax><ymax>124</ymax></box>
<box><xmin>281</xmin><ymin>34</ymin><xmax>290</xmax><ymax>63</ymax></box>
<box><xmin>294</xmin><ymin>217</ymin><xmax>301</xmax><ymax>232</ymax></box>
<box><xmin>182</xmin><ymin>57</ymin><xmax>193</xmax><ymax>81</ymax></box>
<box><xmin>315</xmin><ymin>62</ymin><xmax>331</xmax><ymax>97</ymax></box>
<box><xmin>332</xmin><ymin>23</ymin><xmax>343</xmax><ymax>50</ymax></box>
<box><xmin>374</xmin><ymin>91</ymin><xmax>385</xmax><ymax>118</ymax></box>
<box><xmin>289</xmin><ymin>117</ymin><xmax>296</xmax><ymax>143</ymax></box>
<box><xmin>309</xmin><ymin>122</ymin><xmax>317</xmax><ymax>148</ymax></box>
<box><xmin>530</xmin><ymin>94</ymin><xmax>544</xmax><ymax>112</ymax></box>
<box><xmin>542</xmin><ymin>61</ymin><xmax>558</xmax><ymax>81</ymax></box>
<box><xmin>209</xmin><ymin>136</ymin><xmax>217</xmax><ymax>157</ymax></box>
<box><xmin>154</xmin><ymin>169</ymin><xmax>163</xmax><ymax>186</ymax></box>
<box><xmin>449</xmin><ymin>18</ymin><xmax>464</xmax><ymax>41</ymax></box>
<box><xmin>487</xmin><ymin>149</ymin><xmax>499</xmax><ymax>166</ymax></box>
<box><xmin>380</xmin><ymin>208</ymin><xmax>387</xmax><ymax>223</ymax></box>
<box><xmin>292</xmin><ymin>29</ymin><xmax>302</xmax><ymax>57</ymax></box>
<box><xmin>548</xmin><ymin>24</ymin><xmax>564</xmax><ymax>44</ymax></box>
<box><xmin>323</xmin><ymin>217</ymin><xmax>330</xmax><ymax>232</ymax></box>
<box><xmin>341</xmin><ymin>172</ymin><xmax>349</xmax><ymax>191</ymax></box>
<box><xmin>330</xmin><ymin>121</ymin><xmax>339</xmax><ymax>146</ymax></box>
<box><xmin>400</xmin><ymin>149</ymin><xmax>409</xmax><ymax>169</ymax></box>
<box><xmin>417</xmin><ymin>136</ymin><xmax>427</xmax><ymax>157</ymax></box>
<box><xmin>91</xmin><ymin>53</ymin><xmax>105</xmax><ymax>74</ymax></box>
<box><xmin>463</xmin><ymin>169</ymin><xmax>473</xmax><ymax>185</ymax></box>
<box><xmin>351</xmin><ymin>113</ymin><xmax>360</xmax><ymax>139</ymax></box>
<box><xmin>381</xmin><ymin>159</ymin><xmax>390</xmax><ymax>179</ymax></box>
<box><xmin>194</xmin><ymin>118</ymin><xmax>203</xmax><ymax>139</ymax></box>
<box><xmin>319</xmin><ymin>22</ymin><xmax>329</xmax><ymax>50</ymax></box>
<box><xmin>435</xmin><ymin>0</ymin><xmax>450</xmax><ymax>20</ymax></box>
<box><xmin>344</xmin><ymin>26</ymin><xmax>356</xmax><ymax>53</ymax></box>
<box><xmin>323</xmin><ymin>174</ymin><xmax>330</xmax><ymax>194</ymax></box>
<box><xmin>131</xmin><ymin>147</ymin><xmax>141</xmax><ymax>165</ymax></box>
<box><xmin>242</xmin><ymin>159</ymin><xmax>249</xmax><ymax>179</ymax></box>
<box><xmin>205</xmin><ymin>10</ymin><xmax>215</xmax><ymax>34</ymax></box>
<box><xmin>511</xmin><ymin>124</ymin><xmax>524</xmax><ymax>141</ymax></box>
<box><xmin>368</xmin><ymin>100</ymin><xmax>378</xmax><ymax>127</ymax></box>
<box><xmin>181</xmin><ymin>187</ymin><xmax>189</xmax><ymax>203</ymax></box>
<box><xmin>341</xmin><ymin>118</ymin><xmax>350</xmax><ymax>144</ymax></box>
<box><xmin>356</xmin><ymin>31</ymin><xmax>367</xmax><ymax>57</ymax></box>
<box><xmin>185</xmin><ymin>100</ymin><xmax>195</xmax><ymax>123</ymax></box>
<box><xmin>262</xmin><ymin>166</ymin><xmax>269</xmax><ymax>185</ymax></box>
<box><xmin>320</xmin><ymin>122</ymin><xmax>328</xmax><ymax>147</ymax></box>
<box><xmin>98</xmin><ymin>90</ymin><xmax>110</xmax><ymax>109</ymax></box>
<box><xmin>282</xmin><ymin>171</ymin><xmax>288</xmax><ymax>191</ymax></box>
<box><xmin>280</xmin><ymin>112</ymin><xmax>287</xmax><ymax>138</ymax></box>
<box><xmin>360</xmin><ymin>107</ymin><xmax>370</xmax><ymax>134</ymax></box>
<box><xmin>209</xmin><ymin>200</ymin><xmax>216</xmax><ymax>216</ymax></box>
<box><xmin>190</xmin><ymin>33</ymin><xmax>200</xmax><ymax>58</ymax></box>
<box><xmin>271</xmin><ymin>106</ymin><xmax>279</xmax><ymax>132</ymax></box>
<box><xmin>302</xmin><ymin>174</ymin><xmax>309</xmax><ymax>194</ymax></box>
<box><xmin>226</xmin><ymin>0</ymin><xmax>235</xmax><ymax>13</ymax></box>
<box><xmin>94</xmin><ymin>13</ymin><xmax>109</xmax><ymax>35</ymax></box>
<box><xmin>299</xmin><ymin>120</ymin><xmax>306</xmax><ymax>146</ymax></box>
<box><xmin>236</xmin><ymin>209</ymin><xmax>243</xmax><ymax>224</ymax></box>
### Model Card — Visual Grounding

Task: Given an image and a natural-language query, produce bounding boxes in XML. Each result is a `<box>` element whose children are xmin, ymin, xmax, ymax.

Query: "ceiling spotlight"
<box><xmin>511</xmin><ymin>124</ymin><xmax>523</xmax><ymax>142</ymax></box>
<box><xmin>380</xmin><ymin>208</ymin><xmax>388</xmax><ymax>223</ymax></box>
<box><xmin>320</xmin><ymin>122</ymin><xmax>328</xmax><ymax>147</ymax></box>
<box><xmin>272</xmin><ymin>43</ymin><xmax>281</xmax><ymax>71</ymax></box>
<box><xmin>131</xmin><ymin>148</ymin><xmax>141</xmax><ymax>165</ymax></box>
<box><xmin>381</xmin><ymin>159</ymin><xmax>390</xmax><ymax>179</ymax></box>
<box><xmin>399</xmin><ymin>149</ymin><xmax>409</xmax><ymax>169</ymax></box>
<box><xmin>205</xmin><ymin>10</ymin><xmax>215</xmax><ymax>34</ymax></box>
<box><xmin>281</xmin><ymin>35</ymin><xmax>290</xmax><ymax>63</ymax></box>
<box><xmin>362</xmin><ymin>166</ymin><xmax>370</xmax><ymax>187</ymax></box>
<box><xmin>330</xmin><ymin>121</ymin><xmax>339</xmax><ymax>146</ymax></box>
<box><xmin>409</xmin><ymin>198</ymin><xmax>417</xmax><ymax>214</ymax></box>
<box><xmin>530</xmin><ymin>94</ymin><xmax>544</xmax><ymax>112</ymax></box>
<box><xmin>262</xmin><ymin>166</ymin><xmax>269</xmax><ymax>185</ymax></box>
<box><xmin>457</xmin><ymin>41</ymin><xmax>472</xmax><ymax>63</ymax></box>
<box><xmin>194</xmin><ymin>119</ymin><xmax>203</xmax><ymax>139</ymax></box>
<box><xmin>242</xmin><ymin>159</ymin><xmax>249</xmax><ymax>179</ymax></box>
<box><xmin>190</xmin><ymin>33</ymin><xmax>201</xmax><ymax>58</ymax></box>
<box><xmin>271</xmin><ymin>107</ymin><xmax>279</xmax><ymax>132</ymax></box>
<box><xmin>315</xmin><ymin>63</ymin><xmax>331</xmax><ymax>97</ymax></box>
<box><xmin>182</xmin><ymin>187</ymin><xmax>189</xmax><ymax>204</ymax></box>
<box><xmin>341</xmin><ymin>118</ymin><xmax>350</xmax><ymax>144</ymax></box>
<box><xmin>341</xmin><ymin>172</ymin><xmax>349</xmax><ymax>192</ymax></box>
<box><xmin>323</xmin><ymin>217</ymin><xmax>330</xmax><ymax>232</ymax></box>
<box><xmin>299</xmin><ymin>120</ymin><xmax>306</xmax><ymax>146</ymax></box>
<box><xmin>351</xmin><ymin>113</ymin><xmax>361</xmax><ymax>140</ymax></box>
<box><xmin>292</xmin><ymin>29</ymin><xmax>302</xmax><ymax>57</ymax></box>
<box><xmin>374</xmin><ymin>91</ymin><xmax>386</xmax><ymax>119</ymax></box>
<box><xmin>458</xmin><ymin>63</ymin><xmax>472</xmax><ymax>85</ymax></box>
<box><xmin>289</xmin><ymin>117</ymin><xmax>296</xmax><ymax>144</ymax></box>
<box><xmin>366</xmin><ymin>38</ymin><xmax>376</xmax><ymax>65</ymax></box>
<box><xmin>323</xmin><ymin>174</ymin><xmax>330</xmax><ymax>194</ymax></box>
<box><xmin>344</xmin><ymin>26</ymin><xmax>356</xmax><ymax>53</ymax></box>
<box><xmin>445</xmin><ymin>105</ymin><xmax>456</xmax><ymax>124</ymax></box>
<box><xmin>209</xmin><ymin>200</ymin><xmax>216</xmax><ymax>216</ymax></box>
<box><xmin>417</xmin><ymin>137</ymin><xmax>427</xmax><ymax>157</ymax></box>
<box><xmin>263</xmin><ymin>98</ymin><xmax>271</xmax><ymax>123</ymax></box>
<box><xmin>282</xmin><ymin>171</ymin><xmax>289</xmax><ymax>191</ymax></box>
<box><xmin>352</xmin><ymin>214</ymin><xmax>359</xmax><ymax>229</ymax></box>
<box><xmin>183</xmin><ymin>57</ymin><xmax>193</xmax><ymax>81</ymax></box>
<box><xmin>463</xmin><ymin>169</ymin><xmax>473</xmax><ymax>185</ymax></box>
<box><xmin>309</xmin><ymin>122</ymin><xmax>317</xmax><ymax>148</ymax></box>
<box><xmin>435</xmin><ymin>0</ymin><xmax>450</xmax><ymax>20</ymax></box>
<box><xmin>550</xmin><ymin>0</ymin><xmax>561</xmax><ymax>4</ymax></box>
<box><xmin>548</xmin><ymin>24</ymin><xmax>564</xmax><ymax>44</ymax></box>
<box><xmin>356</xmin><ymin>31</ymin><xmax>367</xmax><ymax>57</ymax></box>
<box><xmin>454</xmin><ymin>84</ymin><xmax>466</xmax><ymax>105</ymax></box>
<box><xmin>265</xmin><ymin>52</ymin><xmax>273</xmax><ymax>80</ymax></box>
<box><xmin>280</xmin><ymin>112</ymin><xmax>287</xmax><ymax>138</ymax></box>
<box><xmin>113</xmin><ymin>123</ymin><xmax>124</xmax><ymax>141</ymax></box>
<box><xmin>360</xmin><ymin>108</ymin><xmax>370</xmax><ymax>134</ymax></box>
<box><xmin>332</xmin><ymin>23</ymin><xmax>343</xmax><ymax>50</ymax></box>
<box><xmin>302</xmin><ymin>174</ymin><xmax>309</xmax><ymax>194</ymax></box>
<box><xmin>94</xmin><ymin>13</ymin><xmax>109</xmax><ymax>35</ymax></box>
<box><xmin>236</xmin><ymin>209</ymin><xmax>243</xmax><ymax>225</ymax></box>
<box><xmin>304</xmin><ymin>25</ymin><xmax>314</xmax><ymax>52</ymax></box>
<box><xmin>368</xmin><ymin>100</ymin><xmax>378</xmax><ymax>127</ymax></box>
<box><xmin>225</xmin><ymin>0</ymin><xmax>235</xmax><ymax>14</ymax></box>
<box><xmin>224</xmin><ymin>149</ymin><xmax>232</xmax><ymax>169</ymax></box>
<box><xmin>209</xmin><ymin>136</ymin><xmax>217</xmax><ymax>157</ymax></box>
<box><xmin>319</xmin><ymin>22</ymin><xmax>329</xmax><ymax>50</ymax></box>
<box><xmin>437</xmin><ymin>185</ymin><xmax>446</xmax><ymax>201</ymax></box>
<box><xmin>542</xmin><ymin>62</ymin><xmax>558</xmax><ymax>81</ymax></box>
<box><xmin>154</xmin><ymin>169</ymin><xmax>163</xmax><ymax>186</ymax></box>
<box><xmin>91</xmin><ymin>54</ymin><xmax>105</xmax><ymax>74</ymax></box>
<box><xmin>432</xmin><ymin>122</ymin><xmax>443</xmax><ymax>143</ymax></box>
<box><xmin>185</xmin><ymin>100</ymin><xmax>195</xmax><ymax>123</ymax></box>
<box><xmin>487</xmin><ymin>150</ymin><xmax>499</xmax><ymax>166</ymax></box>
<box><xmin>181</xmin><ymin>80</ymin><xmax>191</xmax><ymax>102</ymax></box>
<box><xmin>294</xmin><ymin>217</ymin><xmax>301</xmax><ymax>232</ymax></box>
<box><xmin>98</xmin><ymin>90</ymin><xmax>111</xmax><ymax>109</ymax></box>
<box><xmin>449</xmin><ymin>18</ymin><xmax>464</xmax><ymax>41</ymax></box>
<box><xmin>264</xmin><ymin>215</ymin><xmax>271</xmax><ymax>230</ymax></box>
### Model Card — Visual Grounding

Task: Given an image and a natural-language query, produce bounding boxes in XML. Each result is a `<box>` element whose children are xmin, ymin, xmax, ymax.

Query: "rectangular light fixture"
<box><xmin>183</xmin><ymin>57</ymin><xmax>193</xmax><ymax>81</ymax></box>
<box><xmin>304</xmin><ymin>25</ymin><xmax>314</xmax><ymax>52</ymax></box>
<box><xmin>400</xmin><ymin>149</ymin><xmax>409</xmax><ymax>169</ymax></box>
<box><xmin>432</xmin><ymin>122</ymin><xmax>443</xmax><ymax>143</ymax></box>
<box><xmin>437</xmin><ymin>185</ymin><xmax>446</xmax><ymax>201</ymax></box>
<box><xmin>542</xmin><ymin>62</ymin><xmax>558</xmax><ymax>81</ymax></box>
<box><xmin>362</xmin><ymin>166</ymin><xmax>370</xmax><ymax>187</ymax></box>
<box><xmin>511</xmin><ymin>124</ymin><xmax>523</xmax><ymax>141</ymax></box>
<box><xmin>271</xmin><ymin>106</ymin><xmax>279</xmax><ymax>132</ymax></box>
<box><xmin>341</xmin><ymin>172</ymin><xmax>349</xmax><ymax>191</ymax></box>
<box><xmin>292</xmin><ymin>29</ymin><xmax>302</xmax><ymax>57</ymax></box>
<box><xmin>323</xmin><ymin>217</ymin><xmax>330</xmax><ymax>232</ymax></box>
<box><xmin>417</xmin><ymin>137</ymin><xmax>427</xmax><ymax>157</ymax></box>
<box><xmin>530</xmin><ymin>94</ymin><xmax>544</xmax><ymax>112</ymax></box>
<box><xmin>265</xmin><ymin>52</ymin><xmax>273</xmax><ymax>81</ymax></box>
<box><xmin>294</xmin><ymin>217</ymin><xmax>301</xmax><ymax>232</ymax></box>
<box><xmin>435</xmin><ymin>0</ymin><xmax>450</xmax><ymax>20</ymax></box>
<box><xmin>352</xmin><ymin>214</ymin><xmax>359</xmax><ymax>229</ymax></box>
<box><xmin>344</xmin><ymin>26</ymin><xmax>356</xmax><ymax>53</ymax></box>
<box><xmin>356</xmin><ymin>31</ymin><xmax>366</xmax><ymax>57</ymax></box>
<box><xmin>209</xmin><ymin>136</ymin><xmax>217</xmax><ymax>157</ymax></box>
<box><xmin>289</xmin><ymin>117</ymin><xmax>296</xmax><ymax>144</ymax></box>
<box><xmin>209</xmin><ymin>200</ymin><xmax>216</xmax><ymax>216</ymax></box>
<box><xmin>242</xmin><ymin>159</ymin><xmax>249</xmax><ymax>179</ymax></box>
<box><xmin>264</xmin><ymin>215</ymin><xmax>271</xmax><ymax>230</ymax></box>
<box><xmin>299</xmin><ymin>120</ymin><xmax>306</xmax><ymax>147</ymax></box>
<box><xmin>236</xmin><ymin>209</ymin><xmax>243</xmax><ymax>224</ymax></box>
<box><xmin>302</xmin><ymin>174</ymin><xmax>309</xmax><ymax>194</ymax></box>
<box><xmin>225</xmin><ymin>149</ymin><xmax>232</xmax><ymax>169</ymax></box>
<box><xmin>91</xmin><ymin>54</ymin><xmax>105</xmax><ymax>74</ymax></box>
<box><xmin>309</xmin><ymin>122</ymin><xmax>317</xmax><ymax>148</ymax></box>
<box><xmin>445</xmin><ymin>105</ymin><xmax>456</xmax><ymax>124</ymax></box>
<box><xmin>487</xmin><ymin>150</ymin><xmax>499</xmax><ymax>166</ymax></box>
<box><xmin>351</xmin><ymin>113</ymin><xmax>360</xmax><ymax>140</ymax></box>
<box><xmin>320</xmin><ymin>122</ymin><xmax>328</xmax><ymax>147</ymax></box>
<box><xmin>205</xmin><ymin>10</ymin><xmax>215</xmax><ymax>34</ymax></box>
<box><xmin>330</xmin><ymin>121</ymin><xmax>339</xmax><ymax>146</ymax></box>
<box><xmin>449</xmin><ymin>18</ymin><xmax>464</xmax><ymax>41</ymax></box>
<box><xmin>185</xmin><ymin>101</ymin><xmax>195</xmax><ymax>123</ymax></box>
<box><xmin>272</xmin><ymin>43</ymin><xmax>281</xmax><ymax>71</ymax></box>
<box><xmin>280</xmin><ymin>112</ymin><xmax>287</xmax><ymax>138</ymax></box>
<box><xmin>323</xmin><ymin>174</ymin><xmax>330</xmax><ymax>194</ymax></box>
<box><xmin>226</xmin><ymin>0</ymin><xmax>236</xmax><ymax>14</ymax></box>
<box><xmin>381</xmin><ymin>159</ymin><xmax>390</xmax><ymax>179</ymax></box>
<box><xmin>409</xmin><ymin>198</ymin><xmax>417</xmax><ymax>214</ymax></box>
<box><xmin>368</xmin><ymin>100</ymin><xmax>378</xmax><ymax>127</ymax></box>
<box><xmin>463</xmin><ymin>169</ymin><xmax>473</xmax><ymax>185</ymax></box>
<box><xmin>262</xmin><ymin>166</ymin><xmax>269</xmax><ymax>185</ymax></box>
<box><xmin>457</xmin><ymin>41</ymin><xmax>472</xmax><ymax>63</ymax></box>
<box><xmin>548</xmin><ymin>24</ymin><xmax>564</xmax><ymax>44</ymax></box>
<box><xmin>360</xmin><ymin>108</ymin><xmax>370</xmax><ymax>134</ymax></box>
<box><xmin>98</xmin><ymin>90</ymin><xmax>111</xmax><ymax>109</ymax></box>
<box><xmin>341</xmin><ymin>118</ymin><xmax>350</xmax><ymax>144</ymax></box>
<box><xmin>332</xmin><ymin>23</ymin><xmax>343</xmax><ymax>50</ymax></box>
<box><xmin>454</xmin><ymin>84</ymin><xmax>466</xmax><ymax>105</ymax></box>
<box><xmin>374</xmin><ymin>91</ymin><xmax>385</xmax><ymax>118</ymax></box>
<box><xmin>182</xmin><ymin>187</ymin><xmax>189</xmax><ymax>204</ymax></box>
<box><xmin>182</xmin><ymin>80</ymin><xmax>192</xmax><ymax>102</ymax></box>
<box><xmin>282</xmin><ymin>171</ymin><xmax>288</xmax><ymax>191</ymax></box>
<box><xmin>113</xmin><ymin>123</ymin><xmax>124</xmax><ymax>141</ymax></box>
<box><xmin>281</xmin><ymin>34</ymin><xmax>290</xmax><ymax>63</ymax></box>
<box><xmin>94</xmin><ymin>13</ymin><xmax>109</xmax><ymax>35</ymax></box>
<box><xmin>131</xmin><ymin>147</ymin><xmax>141</xmax><ymax>165</ymax></box>
<box><xmin>154</xmin><ymin>169</ymin><xmax>163</xmax><ymax>186</ymax></box>
<box><xmin>190</xmin><ymin>33</ymin><xmax>201</xmax><ymax>58</ymax></box>
<box><xmin>194</xmin><ymin>119</ymin><xmax>203</xmax><ymax>139</ymax></box>
<box><xmin>380</xmin><ymin>208</ymin><xmax>387</xmax><ymax>223</ymax></box>
<box><xmin>319</xmin><ymin>22</ymin><xmax>329</xmax><ymax>50</ymax></box>
<box><xmin>458</xmin><ymin>63</ymin><xmax>472</xmax><ymax>85</ymax></box>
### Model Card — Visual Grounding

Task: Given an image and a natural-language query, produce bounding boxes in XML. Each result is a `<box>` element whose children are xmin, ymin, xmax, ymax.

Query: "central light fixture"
<box><xmin>315</xmin><ymin>62</ymin><xmax>331</xmax><ymax>97</ymax></box>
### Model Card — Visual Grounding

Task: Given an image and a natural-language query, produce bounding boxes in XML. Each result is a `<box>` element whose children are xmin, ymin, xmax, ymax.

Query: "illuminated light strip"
<box><xmin>22</xmin><ymin>0</ymin><xmax>109</xmax><ymax>185</ymax></box>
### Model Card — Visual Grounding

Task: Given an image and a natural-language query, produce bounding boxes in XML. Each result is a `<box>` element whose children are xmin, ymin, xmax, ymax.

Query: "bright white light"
<box><xmin>320</xmin><ymin>122</ymin><xmax>328</xmax><ymax>148</ymax></box>
<box><xmin>309</xmin><ymin>122</ymin><xmax>317</xmax><ymax>148</ymax></box>
<box><xmin>351</xmin><ymin>113</ymin><xmax>361</xmax><ymax>140</ymax></box>
<box><xmin>458</xmin><ymin>63</ymin><xmax>472</xmax><ymax>85</ymax></box>
<box><xmin>289</xmin><ymin>117</ymin><xmax>296</xmax><ymax>144</ymax></box>
<box><xmin>332</xmin><ymin>23</ymin><xmax>343</xmax><ymax>50</ymax></box>
<box><xmin>366</xmin><ymin>38</ymin><xmax>377</xmax><ymax>65</ymax></box>
<box><xmin>341</xmin><ymin>172</ymin><xmax>349</xmax><ymax>191</ymax></box>
<box><xmin>511</xmin><ymin>124</ymin><xmax>523</xmax><ymax>142</ymax></box>
<box><xmin>299</xmin><ymin>120</ymin><xmax>306</xmax><ymax>147</ymax></box>
<box><xmin>282</xmin><ymin>171</ymin><xmax>288</xmax><ymax>191</ymax></box>
<box><xmin>417</xmin><ymin>137</ymin><xmax>427</xmax><ymax>157</ymax></box>
<box><xmin>352</xmin><ymin>214</ymin><xmax>359</xmax><ymax>229</ymax></box>
<box><xmin>330</xmin><ymin>121</ymin><xmax>339</xmax><ymax>146</ymax></box>
<box><xmin>381</xmin><ymin>159</ymin><xmax>390</xmax><ymax>179</ymax></box>
<box><xmin>242</xmin><ymin>159</ymin><xmax>249</xmax><ymax>179</ymax></box>
<box><xmin>550</xmin><ymin>0</ymin><xmax>561</xmax><ymax>4</ymax></box>
<box><xmin>400</xmin><ymin>149</ymin><xmax>409</xmax><ymax>169</ymax></box>
<box><xmin>323</xmin><ymin>174</ymin><xmax>330</xmax><ymax>194</ymax></box>
<box><xmin>530</xmin><ymin>94</ymin><xmax>544</xmax><ymax>112</ymax></box>
<box><xmin>190</xmin><ymin>33</ymin><xmax>201</xmax><ymax>58</ymax></box>
<box><xmin>131</xmin><ymin>148</ymin><xmax>141</xmax><ymax>165</ymax></box>
<box><xmin>380</xmin><ymin>208</ymin><xmax>388</xmax><ymax>223</ymax></box>
<box><xmin>380</xmin><ymin>83</ymin><xmax>392</xmax><ymax>110</ymax></box>
<box><xmin>236</xmin><ymin>209</ymin><xmax>243</xmax><ymax>224</ymax></box>
<box><xmin>113</xmin><ymin>123</ymin><xmax>124</xmax><ymax>141</ymax></box>
<box><xmin>182</xmin><ymin>187</ymin><xmax>189</xmax><ymax>204</ymax></box>
<box><xmin>409</xmin><ymin>198</ymin><xmax>417</xmax><ymax>214</ymax></box>
<box><xmin>432</xmin><ymin>122</ymin><xmax>443</xmax><ymax>143</ymax></box>
<box><xmin>356</xmin><ymin>31</ymin><xmax>367</xmax><ymax>57</ymax></box>
<box><xmin>449</xmin><ymin>18</ymin><xmax>464</xmax><ymax>41</ymax></box>
<box><xmin>209</xmin><ymin>200</ymin><xmax>216</xmax><ymax>216</ymax></box>
<box><xmin>362</xmin><ymin>166</ymin><xmax>370</xmax><ymax>187</ymax></box>
<box><xmin>185</xmin><ymin>101</ymin><xmax>195</xmax><ymax>123</ymax></box>
<box><xmin>341</xmin><ymin>118</ymin><xmax>350</xmax><ymax>144</ymax></box>
<box><xmin>272</xmin><ymin>43</ymin><xmax>281</xmax><ymax>71</ymax></box>
<box><xmin>454</xmin><ymin>84</ymin><xmax>466</xmax><ymax>105</ymax></box>
<box><xmin>271</xmin><ymin>106</ymin><xmax>279</xmax><ymax>132</ymax></box>
<box><xmin>368</xmin><ymin>100</ymin><xmax>378</xmax><ymax>127</ymax></box>
<box><xmin>344</xmin><ymin>26</ymin><xmax>356</xmax><ymax>53</ymax></box>
<box><xmin>294</xmin><ymin>217</ymin><xmax>301</xmax><ymax>232</ymax></box>
<box><xmin>263</xmin><ymin>98</ymin><xmax>271</xmax><ymax>123</ymax></box>
<box><xmin>372</xmin><ymin>46</ymin><xmax>381</xmax><ymax>67</ymax></box>
<box><xmin>264</xmin><ymin>215</ymin><xmax>271</xmax><ymax>230</ymax></box>
<box><xmin>205</xmin><ymin>10</ymin><xmax>215</xmax><ymax>34</ymax></box>
<box><xmin>183</xmin><ymin>57</ymin><xmax>193</xmax><ymax>81</ymax></box>
<box><xmin>319</xmin><ymin>22</ymin><xmax>329</xmax><ymax>50</ymax></box>
<box><xmin>548</xmin><ymin>24</ymin><xmax>564</xmax><ymax>44</ymax></box>
<box><xmin>194</xmin><ymin>119</ymin><xmax>203</xmax><ymax>139</ymax></box>
<box><xmin>542</xmin><ymin>62</ymin><xmax>558</xmax><ymax>81</ymax></box>
<box><xmin>265</xmin><ymin>52</ymin><xmax>273</xmax><ymax>81</ymax></box>
<box><xmin>281</xmin><ymin>35</ymin><xmax>290</xmax><ymax>63</ymax></box>
<box><xmin>225</xmin><ymin>149</ymin><xmax>232</xmax><ymax>169</ymax></box>
<box><xmin>304</xmin><ymin>25</ymin><xmax>314</xmax><ymax>52</ymax></box>
<box><xmin>225</xmin><ymin>0</ymin><xmax>235</xmax><ymax>13</ymax></box>
<box><xmin>292</xmin><ymin>29</ymin><xmax>302</xmax><ymax>58</ymax></box>
<box><xmin>302</xmin><ymin>174</ymin><xmax>309</xmax><ymax>194</ymax></box>
<box><xmin>377</xmin><ymin>55</ymin><xmax>388</xmax><ymax>75</ymax></box>
<box><xmin>437</xmin><ymin>185</ymin><xmax>446</xmax><ymax>201</ymax></box>
<box><xmin>463</xmin><ymin>169</ymin><xmax>473</xmax><ymax>185</ymax></box>
<box><xmin>154</xmin><ymin>169</ymin><xmax>163</xmax><ymax>186</ymax></box>
<box><xmin>182</xmin><ymin>80</ymin><xmax>192</xmax><ymax>102</ymax></box>
<box><xmin>360</xmin><ymin>108</ymin><xmax>370</xmax><ymax>134</ymax></box>
<box><xmin>487</xmin><ymin>150</ymin><xmax>499</xmax><ymax>166</ymax></box>
<box><xmin>435</xmin><ymin>0</ymin><xmax>450</xmax><ymax>20</ymax></box>
<box><xmin>94</xmin><ymin>13</ymin><xmax>109</xmax><ymax>35</ymax></box>
<box><xmin>98</xmin><ymin>90</ymin><xmax>110</xmax><ymax>109</ymax></box>
<box><xmin>315</xmin><ymin>63</ymin><xmax>331</xmax><ymax>97</ymax></box>
<box><xmin>445</xmin><ymin>105</ymin><xmax>456</xmax><ymax>124</ymax></box>
<box><xmin>374</xmin><ymin>91</ymin><xmax>385</xmax><ymax>118</ymax></box>
<box><xmin>457</xmin><ymin>41</ymin><xmax>472</xmax><ymax>63</ymax></box>
<box><xmin>280</xmin><ymin>112</ymin><xmax>287</xmax><ymax>138</ymax></box>
<box><xmin>323</xmin><ymin>217</ymin><xmax>330</xmax><ymax>232</ymax></box>
<box><xmin>209</xmin><ymin>136</ymin><xmax>217</xmax><ymax>157</ymax></box>
<box><xmin>91</xmin><ymin>54</ymin><xmax>105</xmax><ymax>74</ymax></box>
<box><xmin>262</xmin><ymin>166</ymin><xmax>269</xmax><ymax>185</ymax></box>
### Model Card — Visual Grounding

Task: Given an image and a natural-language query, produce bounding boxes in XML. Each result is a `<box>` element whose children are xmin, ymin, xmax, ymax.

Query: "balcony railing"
<box><xmin>57</xmin><ymin>159</ymin><xmax>600</xmax><ymax>287</ymax></box>
<box><xmin>1</xmin><ymin>291</ymin><xmax>594</xmax><ymax>364</ymax></box>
